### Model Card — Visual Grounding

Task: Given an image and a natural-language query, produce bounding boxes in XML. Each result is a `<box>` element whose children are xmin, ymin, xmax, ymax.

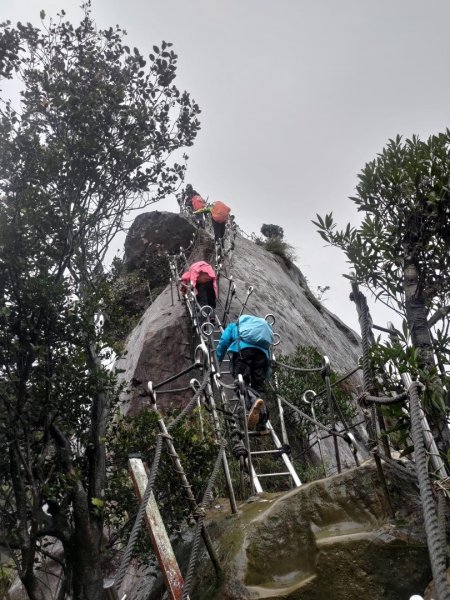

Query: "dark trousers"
<box><xmin>212</xmin><ymin>219</ymin><xmax>226</xmax><ymax>242</ymax></box>
<box><xmin>231</xmin><ymin>348</ymin><xmax>268</xmax><ymax>421</ymax></box>
<box><xmin>196</xmin><ymin>280</ymin><xmax>216</xmax><ymax>309</ymax></box>
<box><xmin>193</xmin><ymin>213</ymin><xmax>205</xmax><ymax>229</ymax></box>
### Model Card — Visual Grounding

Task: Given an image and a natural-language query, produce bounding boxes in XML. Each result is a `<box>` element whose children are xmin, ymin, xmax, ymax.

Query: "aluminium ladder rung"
<box><xmin>254</xmin><ymin>471</ymin><xmax>292</xmax><ymax>478</ymax></box>
<box><xmin>250</xmin><ymin>449</ymin><xmax>287</xmax><ymax>456</ymax></box>
<box><xmin>248</xmin><ymin>431</ymin><xmax>270</xmax><ymax>438</ymax></box>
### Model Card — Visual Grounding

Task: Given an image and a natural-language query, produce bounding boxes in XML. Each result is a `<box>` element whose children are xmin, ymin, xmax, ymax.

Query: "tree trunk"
<box><xmin>21</xmin><ymin>573</ymin><xmax>47</xmax><ymax>600</ymax></box>
<box><xmin>70</xmin><ymin>484</ymin><xmax>105</xmax><ymax>600</ymax></box>
<box><xmin>403</xmin><ymin>261</ymin><xmax>435</xmax><ymax>365</ymax></box>
<box><xmin>403</xmin><ymin>253</ymin><xmax>450</xmax><ymax>452</ymax></box>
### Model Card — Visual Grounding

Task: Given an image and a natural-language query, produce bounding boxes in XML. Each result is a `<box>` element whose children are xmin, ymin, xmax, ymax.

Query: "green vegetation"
<box><xmin>104</xmin><ymin>253</ymin><xmax>171</xmax><ymax>346</ymax></box>
<box><xmin>314</xmin><ymin>133</ymin><xmax>450</xmax><ymax>453</ymax></box>
<box><xmin>274</xmin><ymin>345</ymin><xmax>357</xmax><ymax>478</ymax></box>
<box><xmin>257</xmin><ymin>223</ymin><xmax>296</xmax><ymax>266</ymax></box>
<box><xmin>106</xmin><ymin>408</ymin><xmax>218</xmax><ymax>556</ymax></box>
<box><xmin>0</xmin><ymin>2</ymin><xmax>200</xmax><ymax>597</ymax></box>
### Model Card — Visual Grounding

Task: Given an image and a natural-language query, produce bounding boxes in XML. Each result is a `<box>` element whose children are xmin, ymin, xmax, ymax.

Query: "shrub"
<box><xmin>261</xmin><ymin>223</ymin><xmax>284</xmax><ymax>239</ymax></box>
<box><xmin>263</xmin><ymin>236</ymin><xmax>296</xmax><ymax>266</ymax></box>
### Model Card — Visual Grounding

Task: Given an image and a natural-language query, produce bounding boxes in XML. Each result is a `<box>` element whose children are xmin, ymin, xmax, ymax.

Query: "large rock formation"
<box><xmin>124</xmin><ymin>211</ymin><xmax>197</xmax><ymax>271</ymax></box>
<box><xmin>194</xmin><ymin>460</ymin><xmax>429</xmax><ymax>600</ymax></box>
<box><xmin>117</xmin><ymin>211</ymin><xmax>362</xmax><ymax>417</ymax></box>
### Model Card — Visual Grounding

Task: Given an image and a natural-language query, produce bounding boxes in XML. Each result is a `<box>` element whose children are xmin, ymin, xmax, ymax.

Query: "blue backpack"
<box><xmin>237</xmin><ymin>315</ymin><xmax>273</xmax><ymax>349</ymax></box>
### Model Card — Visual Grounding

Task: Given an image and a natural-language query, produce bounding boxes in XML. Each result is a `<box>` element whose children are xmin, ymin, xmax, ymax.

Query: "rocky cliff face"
<box><xmin>116</xmin><ymin>211</ymin><xmax>362</xmax><ymax>416</ymax></box>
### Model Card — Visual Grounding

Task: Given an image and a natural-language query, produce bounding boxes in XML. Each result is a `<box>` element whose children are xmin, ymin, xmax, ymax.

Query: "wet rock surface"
<box><xmin>117</xmin><ymin>223</ymin><xmax>215</xmax><ymax>414</ymax></box>
<box><xmin>224</xmin><ymin>234</ymin><xmax>360</xmax><ymax>374</ymax></box>
<box><xmin>196</xmin><ymin>460</ymin><xmax>429</xmax><ymax>600</ymax></box>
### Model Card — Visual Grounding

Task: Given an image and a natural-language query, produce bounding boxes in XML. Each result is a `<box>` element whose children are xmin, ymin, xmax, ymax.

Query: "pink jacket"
<box><xmin>180</xmin><ymin>261</ymin><xmax>218</xmax><ymax>297</ymax></box>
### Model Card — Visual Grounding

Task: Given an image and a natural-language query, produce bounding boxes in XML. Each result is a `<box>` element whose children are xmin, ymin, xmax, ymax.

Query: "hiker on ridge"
<box><xmin>183</xmin><ymin>184</ymin><xmax>207</xmax><ymax>228</ymax></box>
<box><xmin>180</xmin><ymin>261</ymin><xmax>217</xmax><ymax>309</ymax></box>
<box><xmin>216</xmin><ymin>315</ymin><xmax>273</xmax><ymax>431</ymax></box>
<box><xmin>194</xmin><ymin>200</ymin><xmax>231</xmax><ymax>243</ymax></box>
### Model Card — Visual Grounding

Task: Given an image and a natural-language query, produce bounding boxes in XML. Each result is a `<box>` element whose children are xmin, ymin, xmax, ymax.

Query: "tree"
<box><xmin>314</xmin><ymin>133</ymin><xmax>450</xmax><ymax>449</ymax></box>
<box><xmin>0</xmin><ymin>4</ymin><xmax>200</xmax><ymax>598</ymax></box>
<box><xmin>260</xmin><ymin>223</ymin><xmax>284</xmax><ymax>239</ymax></box>
<box><xmin>258</xmin><ymin>223</ymin><xmax>296</xmax><ymax>266</ymax></box>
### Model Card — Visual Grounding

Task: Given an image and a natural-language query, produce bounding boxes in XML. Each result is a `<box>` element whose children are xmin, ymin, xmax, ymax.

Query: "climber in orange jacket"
<box><xmin>194</xmin><ymin>200</ymin><xmax>231</xmax><ymax>243</ymax></box>
<box><xmin>179</xmin><ymin>261</ymin><xmax>218</xmax><ymax>309</ymax></box>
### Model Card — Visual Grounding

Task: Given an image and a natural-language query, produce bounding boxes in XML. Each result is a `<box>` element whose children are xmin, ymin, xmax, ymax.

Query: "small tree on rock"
<box><xmin>314</xmin><ymin>133</ymin><xmax>450</xmax><ymax>451</ymax></box>
<box><xmin>261</xmin><ymin>223</ymin><xmax>284</xmax><ymax>239</ymax></box>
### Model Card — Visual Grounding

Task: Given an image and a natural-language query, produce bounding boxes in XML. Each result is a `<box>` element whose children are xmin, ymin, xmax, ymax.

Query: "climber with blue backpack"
<box><xmin>216</xmin><ymin>315</ymin><xmax>273</xmax><ymax>431</ymax></box>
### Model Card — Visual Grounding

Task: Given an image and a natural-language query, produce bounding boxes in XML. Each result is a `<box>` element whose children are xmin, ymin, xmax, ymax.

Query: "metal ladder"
<box><xmin>208</xmin><ymin>314</ymin><xmax>302</xmax><ymax>495</ymax></box>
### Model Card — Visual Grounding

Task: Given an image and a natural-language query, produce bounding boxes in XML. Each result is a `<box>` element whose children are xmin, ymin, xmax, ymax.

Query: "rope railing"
<box><xmin>115</xmin><ymin>367</ymin><xmax>216</xmax><ymax>590</ymax></box>
<box><xmin>276</xmin><ymin>361</ymin><xmax>324</xmax><ymax>374</ymax></box>
<box><xmin>181</xmin><ymin>440</ymin><xmax>227</xmax><ymax>600</ymax></box>
<box><xmin>409</xmin><ymin>382</ymin><xmax>450</xmax><ymax>600</ymax></box>
<box><xmin>360</xmin><ymin>391</ymin><xmax>409</xmax><ymax>405</ymax></box>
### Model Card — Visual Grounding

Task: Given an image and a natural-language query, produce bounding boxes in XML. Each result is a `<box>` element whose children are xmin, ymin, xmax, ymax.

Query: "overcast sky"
<box><xmin>4</xmin><ymin>0</ymin><xmax>450</xmax><ymax>335</ymax></box>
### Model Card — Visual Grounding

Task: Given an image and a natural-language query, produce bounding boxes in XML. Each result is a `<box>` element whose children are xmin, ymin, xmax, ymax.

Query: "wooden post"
<box><xmin>103</xmin><ymin>579</ymin><xmax>124</xmax><ymax>599</ymax></box>
<box><xmin>128</xmin><ymin>457</ymin><xmax>185</xmax><ymax>600</ymax></box>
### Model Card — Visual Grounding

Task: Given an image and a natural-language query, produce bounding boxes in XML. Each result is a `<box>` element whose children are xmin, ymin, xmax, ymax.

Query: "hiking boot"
<box><xmin>247</xmin><ymin>398</ymin><xmax>264</xmax><ymax>431</ymax></box>
<box><xmin>256</xmin><ymin>421</ymin><xmax>269</xmax><ymax>435</ymax></box>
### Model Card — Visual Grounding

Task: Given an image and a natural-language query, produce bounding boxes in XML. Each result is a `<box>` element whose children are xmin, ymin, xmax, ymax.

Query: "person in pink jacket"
<box><xmin>180</xmin><ymin>261</ymin><xmax>218</xmax><ymax>309</ymax></box>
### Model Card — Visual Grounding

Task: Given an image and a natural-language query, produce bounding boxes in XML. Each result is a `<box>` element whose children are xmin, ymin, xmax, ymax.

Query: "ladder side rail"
<box><xmin>192</xmin><ymin>332</ymin><xmax>239</xmax><ymax>513</ymax></box>
<box><xmin>205</xmin><ymin>378</ymin><xmax>238</xmax><ymax>514</ymax></box>
<box><xmin>266</xmin><ymin>421</ymin><xmax>302</xmax><ymax>487</ymax></box>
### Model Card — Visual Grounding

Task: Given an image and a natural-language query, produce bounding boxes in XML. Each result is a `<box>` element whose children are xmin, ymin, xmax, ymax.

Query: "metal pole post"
<box><xmin>323</xmin><ymin>356</ymin><xmax>341</xmax><ymax>474</ymax></box>
<box><xmin>104</xmin><ymin>580</ymin><xmax>124</xmax><ymax>600</ymax></box>
<box><xmin>238</xmin><ymin>286</ymin><xmax>254</xmax><ymax>317</ymax></box>
<box><xmin>148</xmin><ymin>386</ymin><xmax>222</xmax><ymax>578</ymax></box>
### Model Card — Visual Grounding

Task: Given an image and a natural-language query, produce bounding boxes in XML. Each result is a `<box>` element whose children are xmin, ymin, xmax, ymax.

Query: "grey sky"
<box><xmin>3</xmin><ymin>0</ymin><xmax>450</xmax><ymax>335</ymax></box>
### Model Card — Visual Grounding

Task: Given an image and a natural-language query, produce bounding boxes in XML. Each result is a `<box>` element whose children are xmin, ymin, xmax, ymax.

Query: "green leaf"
<box><xmin>324</xmin><ymin>212</ymin><xmax>333</xmax><ymax>229</ymax></box>
<box><xmin>401</xmin><ymin>319</ymin><xmax>409</xmax><ymax>341</ymax></box>
<box><xmin>399</xmin><ymin>445</ymin><xmax>414</xmax><ymax>458</ymax></box>
<box><xmin>315</xmin><ymin>213</ymin><xmax>325</xmax><ymax>228</ymax></box>
<box><xmin>91</xmin><ymin>497</ymin><xmax>104</xmax><ymax>508</ymax></box>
